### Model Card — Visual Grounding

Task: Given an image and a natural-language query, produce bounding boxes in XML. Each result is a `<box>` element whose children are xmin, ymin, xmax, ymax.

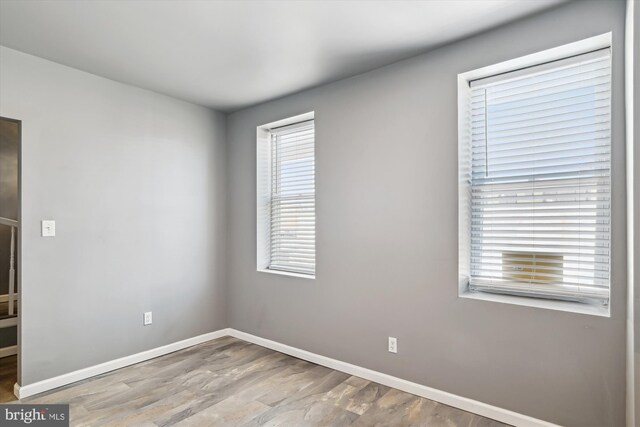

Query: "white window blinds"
<box><xmin>466</xmin><ymin>48</ymin><xmax>611</xmax><ymax>303</ymax></box>
<box><xmin>268</xmin><ymin>120</ymin><xmax>315</xmax><ymax>275</ymax></box>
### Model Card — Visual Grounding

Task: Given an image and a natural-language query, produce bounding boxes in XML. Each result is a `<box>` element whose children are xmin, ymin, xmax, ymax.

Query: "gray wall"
<box><xmin>226</xmin><ymin>1</ymin><xmax>627</xmax><ymax>426</ymax></box>
<box><xmin>634</xmin><ymin>0</ymin><xmax>640</xmax><ymax>424</ymax></box>
<box><xmin>0</xmin><ymin>46</ymin><xmax>228</xmax><ymax>385</ymax></box>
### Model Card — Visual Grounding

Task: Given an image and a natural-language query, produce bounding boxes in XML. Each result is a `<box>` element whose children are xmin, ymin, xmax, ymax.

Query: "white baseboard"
<box><xmin>227</xmin><ymin>329</ymin><xmax>559</xmax><ymax>427</ymax></box>
<box><xmin>0</xmin><ymin>345</ymin><xmax>17</xmax><ymax>358</ymax></box>
<box><xmin>15</xmin><ymin>328</ymin><xmax>231</xmax><ymax>400</ymax></box>
<box><xmin>14</xmin><ymin>327</ymin><xmax>557</xmax><ymax>427</ymax></box>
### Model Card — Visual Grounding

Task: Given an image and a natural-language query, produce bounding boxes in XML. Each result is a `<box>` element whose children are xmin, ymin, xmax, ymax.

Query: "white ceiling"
<box><xmin>0</xmin><ymin>0</ymin><xmax>565</xmax><ymax>112</ymax></box>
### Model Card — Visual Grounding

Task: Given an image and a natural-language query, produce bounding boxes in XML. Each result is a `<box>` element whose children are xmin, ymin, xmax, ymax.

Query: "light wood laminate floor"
<box><xmin>18</xmin><ymin>336</ymin><xmax>508</xmax><ymax>426</ymax></box>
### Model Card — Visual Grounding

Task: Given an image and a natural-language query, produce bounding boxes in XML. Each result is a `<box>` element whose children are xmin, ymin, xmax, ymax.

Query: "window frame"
<box><xmin>457</xmin><ymin>33</ymin><xmax>612</xmax><ymax>316</ymax></box>
<box><xmin>257</xmin><ymin>111</ymin><xmax>316</xmax><ymax>279</ymax></box>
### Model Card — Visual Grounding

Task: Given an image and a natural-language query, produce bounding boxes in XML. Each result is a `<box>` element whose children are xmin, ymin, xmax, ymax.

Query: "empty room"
<box><xmin>0</xmin><ymin>0</ymin><xmax>638</xmax><ymax>426</ymax></box>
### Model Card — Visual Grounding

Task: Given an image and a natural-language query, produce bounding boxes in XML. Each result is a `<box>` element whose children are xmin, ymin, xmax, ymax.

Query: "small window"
<box><xmin>257</xmin><ymin>113</ymin><xmax>315</xmax><ymax>278</ymax></box>
<box><xmin>458</xmin><ymin>35</ymin><xmax>611</xmax><ymax>310</ymax></box>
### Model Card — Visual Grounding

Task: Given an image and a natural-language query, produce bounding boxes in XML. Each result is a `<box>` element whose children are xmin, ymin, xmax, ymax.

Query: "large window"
<box><xmin>459</xmin><ymin>35</ymin><xmax>611</xmax><ymax>310</ymax></box>
<box><xmin>257</xmin><ymin>113</ymin><xmax>315</xmax><ymax>277</ymax></box>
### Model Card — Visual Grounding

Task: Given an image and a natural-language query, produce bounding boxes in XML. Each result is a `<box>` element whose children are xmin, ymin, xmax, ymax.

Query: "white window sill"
<box><xmin>459</xmin><ymin>289</ymin><xmax>610</xmax><ymax>317</ymax></box>
<box><xmin>257</xmin><ymin>268</ymin><xmax>315</xmax><ymax>280</ymax></box>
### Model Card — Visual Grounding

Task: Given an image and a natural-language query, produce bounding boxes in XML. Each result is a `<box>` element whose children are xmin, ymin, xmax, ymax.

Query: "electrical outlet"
<box><xmin>143</xmin><ymin>312</ymin><xmax>152</xmax><ymax>326</ymax></box>
<box><xmin>388</xmin><ymin>336</ymin><xmax>397</xmax><ymax>353</ymax></box>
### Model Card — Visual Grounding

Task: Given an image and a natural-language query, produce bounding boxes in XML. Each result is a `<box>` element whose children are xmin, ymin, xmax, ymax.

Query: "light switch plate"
<box><xmin>144</xmin><ymin>312</ymin><xmax>153</xmax><ymax>326</ymax></box>
<box><xmin>41</xmin><ymin>220</ymin><xmax>56</xmax><ymax>237</ymax></box>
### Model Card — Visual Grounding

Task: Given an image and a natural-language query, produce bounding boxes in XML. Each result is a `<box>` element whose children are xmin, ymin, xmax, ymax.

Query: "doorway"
<box><xmin>0</xmin><ymin>117</ymin><xmax>20</xmax><ymax>402</ymax></box>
